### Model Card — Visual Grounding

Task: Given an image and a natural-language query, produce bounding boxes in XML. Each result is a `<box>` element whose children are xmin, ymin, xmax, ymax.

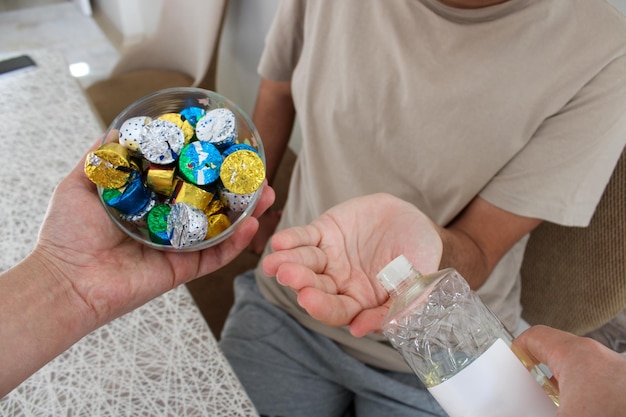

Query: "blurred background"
<box><xmin>0</xmin><ymin>0</ymin><xmax>303</xmax><ymax>150</ymax></box>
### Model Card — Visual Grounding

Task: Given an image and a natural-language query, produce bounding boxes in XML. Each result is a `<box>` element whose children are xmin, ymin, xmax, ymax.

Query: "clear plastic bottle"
<box><xmin>377</xmin><ymin>255</ymin><xmax>559</xmax><ymax>417</ymax></box>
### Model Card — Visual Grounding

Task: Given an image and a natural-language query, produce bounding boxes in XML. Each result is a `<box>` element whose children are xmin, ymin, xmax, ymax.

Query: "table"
<box><xmin>0</xmin><ymin>49</ymin><xmax>258</xmax><ymax>417</ymax></box>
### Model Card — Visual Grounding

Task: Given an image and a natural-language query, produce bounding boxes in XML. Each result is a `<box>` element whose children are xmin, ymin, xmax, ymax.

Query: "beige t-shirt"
<box><xmin>254</xmin><ymin>0</ymin><xmax>626</xmax><ymax>372</ymax></box>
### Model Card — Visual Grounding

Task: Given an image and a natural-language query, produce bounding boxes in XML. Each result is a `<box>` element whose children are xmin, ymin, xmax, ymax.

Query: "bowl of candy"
<box><xmin>84</xmin><ymin>88</ymin><xmax>266</xmax><ymax>251</ymax></box>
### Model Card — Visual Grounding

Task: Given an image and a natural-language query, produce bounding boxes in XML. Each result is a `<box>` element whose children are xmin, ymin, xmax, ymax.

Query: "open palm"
<box><xmin>262</xmin><ymin>193</ymin><xmax>442</xmax><ymax>336</ymax></box>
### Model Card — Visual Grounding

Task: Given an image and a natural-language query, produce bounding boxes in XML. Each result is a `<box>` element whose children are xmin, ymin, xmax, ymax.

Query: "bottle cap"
<box><xmin>376</xmin><ymin>255</ymin><xmax>414</xmax><ymax>293</ymax></box>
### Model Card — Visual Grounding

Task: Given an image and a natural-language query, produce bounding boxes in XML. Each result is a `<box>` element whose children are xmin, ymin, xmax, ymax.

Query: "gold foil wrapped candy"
<box><xmin>204</xmin><ymin>198</ymin><xmax>227</xmax><ymax>216</ymax></box>
<box><xmin>84</xmin><ymin>142</ymin><xmax>132</xmax><ymax>189</ymax></box>
<box><xmin>171</xmin><ymin>180</ymin><xmax>214</xmax><ymax>211</ymax></box>
<box><xmin>220</xmin><ymin>150</ymin><xmax>265</xmax><ymax>195</ymax></box>
<box><xmin>206</xmin><ymin>213</ymin><xmax>231</xmax><ymax>239</ymax></box>
<box><xmin>146</xmin><ymin>164</ymin><xmax>176</xmax><ymax>196</ymax></box>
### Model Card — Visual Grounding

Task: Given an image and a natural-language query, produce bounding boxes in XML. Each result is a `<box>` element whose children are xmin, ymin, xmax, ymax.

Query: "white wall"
<box><xmin>217</xmin><ymin>0</ymin><xmax>302</xmax><ymax>152</ymax></box>
<box><xmin>216</xmin><ymin>0</ymin><xmax>278</xmax><ymax>114</ymax></box>
<box><xmin>92</xmin><ymin>0</ymin><xmax>161</xmax><ymax>47</ymax></box>
<box><xmin>73</xmin><ymin>0</ymin><xmax>92</xmax><ymax>15</ymax></box>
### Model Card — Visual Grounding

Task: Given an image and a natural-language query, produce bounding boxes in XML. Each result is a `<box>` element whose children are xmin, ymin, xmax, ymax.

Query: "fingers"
<box><xmin>349</xmin><ymin>305</ymin><xmax>390</xmax><ymax>337</ymax></box>
<box><xmin>296</xmin><ymin>287</ymin><xmax>390</xmax><ymax>333</ymax></box>
<box><xmin>270</xmin><ymin>224</ymin><xmax>322</xmax><ymax>252</ymax></box>
<box><xmin>297</xmin><ymin>286</ymin><xmax>362</xmax><ymax>327</ymax></box>
<box><xmin>514</xmin><ymin>325</ymin><xmax>574</xmax><ymax>368</ymax></box>
<box><xmin>264</xmin><ymin>241</ymin><xmax>327</xmax><ymax>272</ymax></box>
<box><xmin>272</xmin><ymin>261</ymin><xmax>339</xmax><ymax>294</ymax></box>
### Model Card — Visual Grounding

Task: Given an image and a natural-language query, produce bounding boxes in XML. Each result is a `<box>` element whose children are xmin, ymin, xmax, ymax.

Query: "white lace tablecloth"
<box><xmin>0</xmin><ymin>49</ymin><xmax>258</xmax><ymax>417</ymax></box>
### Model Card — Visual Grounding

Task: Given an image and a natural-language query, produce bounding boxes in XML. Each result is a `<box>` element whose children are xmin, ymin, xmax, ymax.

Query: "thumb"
<box><xmin>349</xmin><ymin>304</ymin><xmax>391</xmax><ymax>338</ymax></box>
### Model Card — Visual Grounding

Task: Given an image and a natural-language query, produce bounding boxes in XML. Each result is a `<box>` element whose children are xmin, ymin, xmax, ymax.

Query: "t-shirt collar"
<box><xmin>419</xmin><ymin>0</ymin><xmax>531</xmax><ymax>23</ymax></box>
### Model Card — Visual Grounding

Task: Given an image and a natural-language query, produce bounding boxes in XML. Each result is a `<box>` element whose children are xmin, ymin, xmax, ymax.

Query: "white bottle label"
<box><xmin>427</xmin><ymin>338</ymin><xmax>557</xmax><ymax>417</ymax></box>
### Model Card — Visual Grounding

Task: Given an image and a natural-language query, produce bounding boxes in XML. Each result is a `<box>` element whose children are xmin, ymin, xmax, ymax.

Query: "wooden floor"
<box><xmin>186</xmin><ymin>148</ymin><xmax>296</xmax><ymax>338</ymax></box>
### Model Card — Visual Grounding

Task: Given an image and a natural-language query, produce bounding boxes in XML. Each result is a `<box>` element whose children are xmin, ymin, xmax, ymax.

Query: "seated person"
<box><xmin>263</xmin><ymin>193</ymin><xmax>626</xmax><ymax>417</ymax></box>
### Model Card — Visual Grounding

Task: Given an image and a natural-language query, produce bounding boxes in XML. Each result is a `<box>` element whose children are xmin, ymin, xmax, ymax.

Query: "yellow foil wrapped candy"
<box><xmin>204</xmin><ymin>199</ymin><xmax>227</xmax><ymax>216</ymax></box>
<box><xmin>84</xmin><ymin>142</ymin><xmax>131</xmax><ymax>189</ymax></box>
<box><xmin>171</xmin><ymin>180</ymin><xmax>214</xmax><ymax>210</ymax></box>
<box><xmin>206</xmin><ymin>213</ymin><xmax>232</xmax><ymax>239</ymax></box>
<box><xmin>220</xmin><ymin>150</ymin><xmax>265</xmax><ymax>195</ymax></box>
<box><xmin>146</xmin><ymin>164</ymin><xmax>176</xmax><ymax>196</ymax></box>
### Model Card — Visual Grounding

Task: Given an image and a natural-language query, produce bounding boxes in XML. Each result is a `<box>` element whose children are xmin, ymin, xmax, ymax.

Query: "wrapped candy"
<box><xmin>195</xmin><ymin>108</ymin><xmax>237</xmax><ymax>149</ymax></box>
<box><xmin>180</xmin><ymin>106</ymin><xmax>205</xmax><ymax>127</ymax></box>
<box><xmin>119</xmin><ymin>116</ymin><xmax>150</xmax><ymax>154</ymax></box>
<box><xmin>84</xmin><ymin>142</ymin><xmax>131</xmax><ymax>189</ymax></box>
<box><xmin>203</xmin><ymin>198</ymin><xmax>231</xmax><ymax>237</ymax></box>
<box><xmin>158</xmin><ymin>113</ymin><xmax>194</xmax><ymax>144</ymax></box>
<box><xmin>147</xmin><ymin>204</ymin><xmax>172</xmax><ymax>245</ymax></box>
<box><xmin>85</xmin><ymin>97</ymin><xmax>266</xmax><ymax>250</ymax></box>
<box><xmin>204</xmin><ymin>198</ymin><xmax>227</xmax><ymax>216</ymax></box>
<box><xmin>139</xmin><ymin>119</ymin><xmax>185</xmax><ymax>164</ymax></box>
<box><xmin>222</xmin><ymin>143</ymin><xmax>258</xmax><ymax>157</ymax></box>
<box><xmin>167</xmin><ymin>202</ymin><xmax>209</xmax><ymax>248</ymax></box>
<box><xmin>101</xmin><ymin>170</ymin><xmax>150</xmax><ymax>214</ymax></box>
<box><xmin>206</xmin><ymin>213</ymin><xmax>231</xmax><ymax>239</ymax></box>
<box><xmin>220</xmin><ymin>150</ymin><xmax>265</xmax><ymax>195</ymax></box>
<box><xmin>171</xmin><ymin>180</ymin><xmax>214</xmax><ymax>211</ymax></box>
<box><xmin>119</xmin><ymin>192</ymin><xmax>157</xmax><ymax>227</ymax></box>
<box><xmin>178</xmin><ymin>141</ymin><xmax>222</xmax><ymax>186</ymax></box>
<box><xmin>146</xmin><ymin>164</ymin><xmax>176</xmax><ymax>196</ymax></box>
<box><xmin>219</xmin><ymin>187</ymin><xmax>255</xmax><ymax>214</ymax></box>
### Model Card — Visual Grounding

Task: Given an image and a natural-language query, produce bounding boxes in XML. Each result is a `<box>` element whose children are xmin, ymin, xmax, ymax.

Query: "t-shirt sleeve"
<box><xmin>480</xmin><ymin>54</ymin><xmax>626</xmax><ymax>227</ymax></box>
<box><xmin>258</xmin><ymin>0</ymin><xmax>306</xmax><ymax>82</ymax></box>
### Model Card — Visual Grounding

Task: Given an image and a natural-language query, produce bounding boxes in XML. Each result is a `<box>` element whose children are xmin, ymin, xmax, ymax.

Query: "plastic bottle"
<box><xmin>377</xmin><ymin>255</ymin><xmax>559</xmax><ymax>417</ymax></box>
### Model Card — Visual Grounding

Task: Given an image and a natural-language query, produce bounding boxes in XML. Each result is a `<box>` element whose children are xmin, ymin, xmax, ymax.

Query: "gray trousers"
<box><xmin>219</xmin><ymin>271</ymin><xmax>447</xmax><ymax>417</ymax></box>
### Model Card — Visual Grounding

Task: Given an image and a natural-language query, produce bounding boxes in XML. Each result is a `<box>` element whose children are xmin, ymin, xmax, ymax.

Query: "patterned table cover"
<box><xmin>0</xmin><ymin>49</ymin><xmax>258</xmax><ymax>417</ymax></box>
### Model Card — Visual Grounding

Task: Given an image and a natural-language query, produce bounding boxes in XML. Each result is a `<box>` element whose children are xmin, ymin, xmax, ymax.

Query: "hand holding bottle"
<box><xmin>377</xmin><ymin>256</ymin><xmax>558</xmax><ymax>417</ymax></box>
<box><xmin>262</xmin><ymin>193</ymin><xmax>443</xmax><ymax>336</ymax></box>
<box><xmin>514</xmin><ymin>325</ymin><xmax>626</xmax><ymax>417</ymax></box>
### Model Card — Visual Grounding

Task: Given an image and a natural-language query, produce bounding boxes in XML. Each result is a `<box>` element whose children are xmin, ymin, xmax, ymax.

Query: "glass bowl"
<box><xmin>95</xmin><ymin>87</ymin><xmax>265</xmax><ymax>251</ymax></box>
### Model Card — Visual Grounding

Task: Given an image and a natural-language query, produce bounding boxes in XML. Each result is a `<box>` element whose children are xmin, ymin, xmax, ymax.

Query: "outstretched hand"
<box><xmin>262</xmin><ymin>193</ymin><xmax>442</xmax><ymax>337</ymax></box>
<box><xmin>34</xmin><ymin>138</ymin><xmax>275</xmax><ymax>330</ymax></box>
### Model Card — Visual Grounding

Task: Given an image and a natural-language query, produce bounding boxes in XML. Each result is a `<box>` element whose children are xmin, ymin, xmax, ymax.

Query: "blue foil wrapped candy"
<box><xmin>180</xmin><ymin>106</ymin><xmax>205</xmax><ymax>127</ymax></box>
<box><xmin>102</xmin><ymin>170</ymin><xmax>151</xmax><ymax>214</ymax></box>
<box><xmin>119</xmin><ymin>191</ymin><xmax>157</xmax><ymax>227</ymax></box>
<box><xmin>222</xmin><ymin>143</ymin><xmax>258</xmax><ymax>157</ymax></box>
